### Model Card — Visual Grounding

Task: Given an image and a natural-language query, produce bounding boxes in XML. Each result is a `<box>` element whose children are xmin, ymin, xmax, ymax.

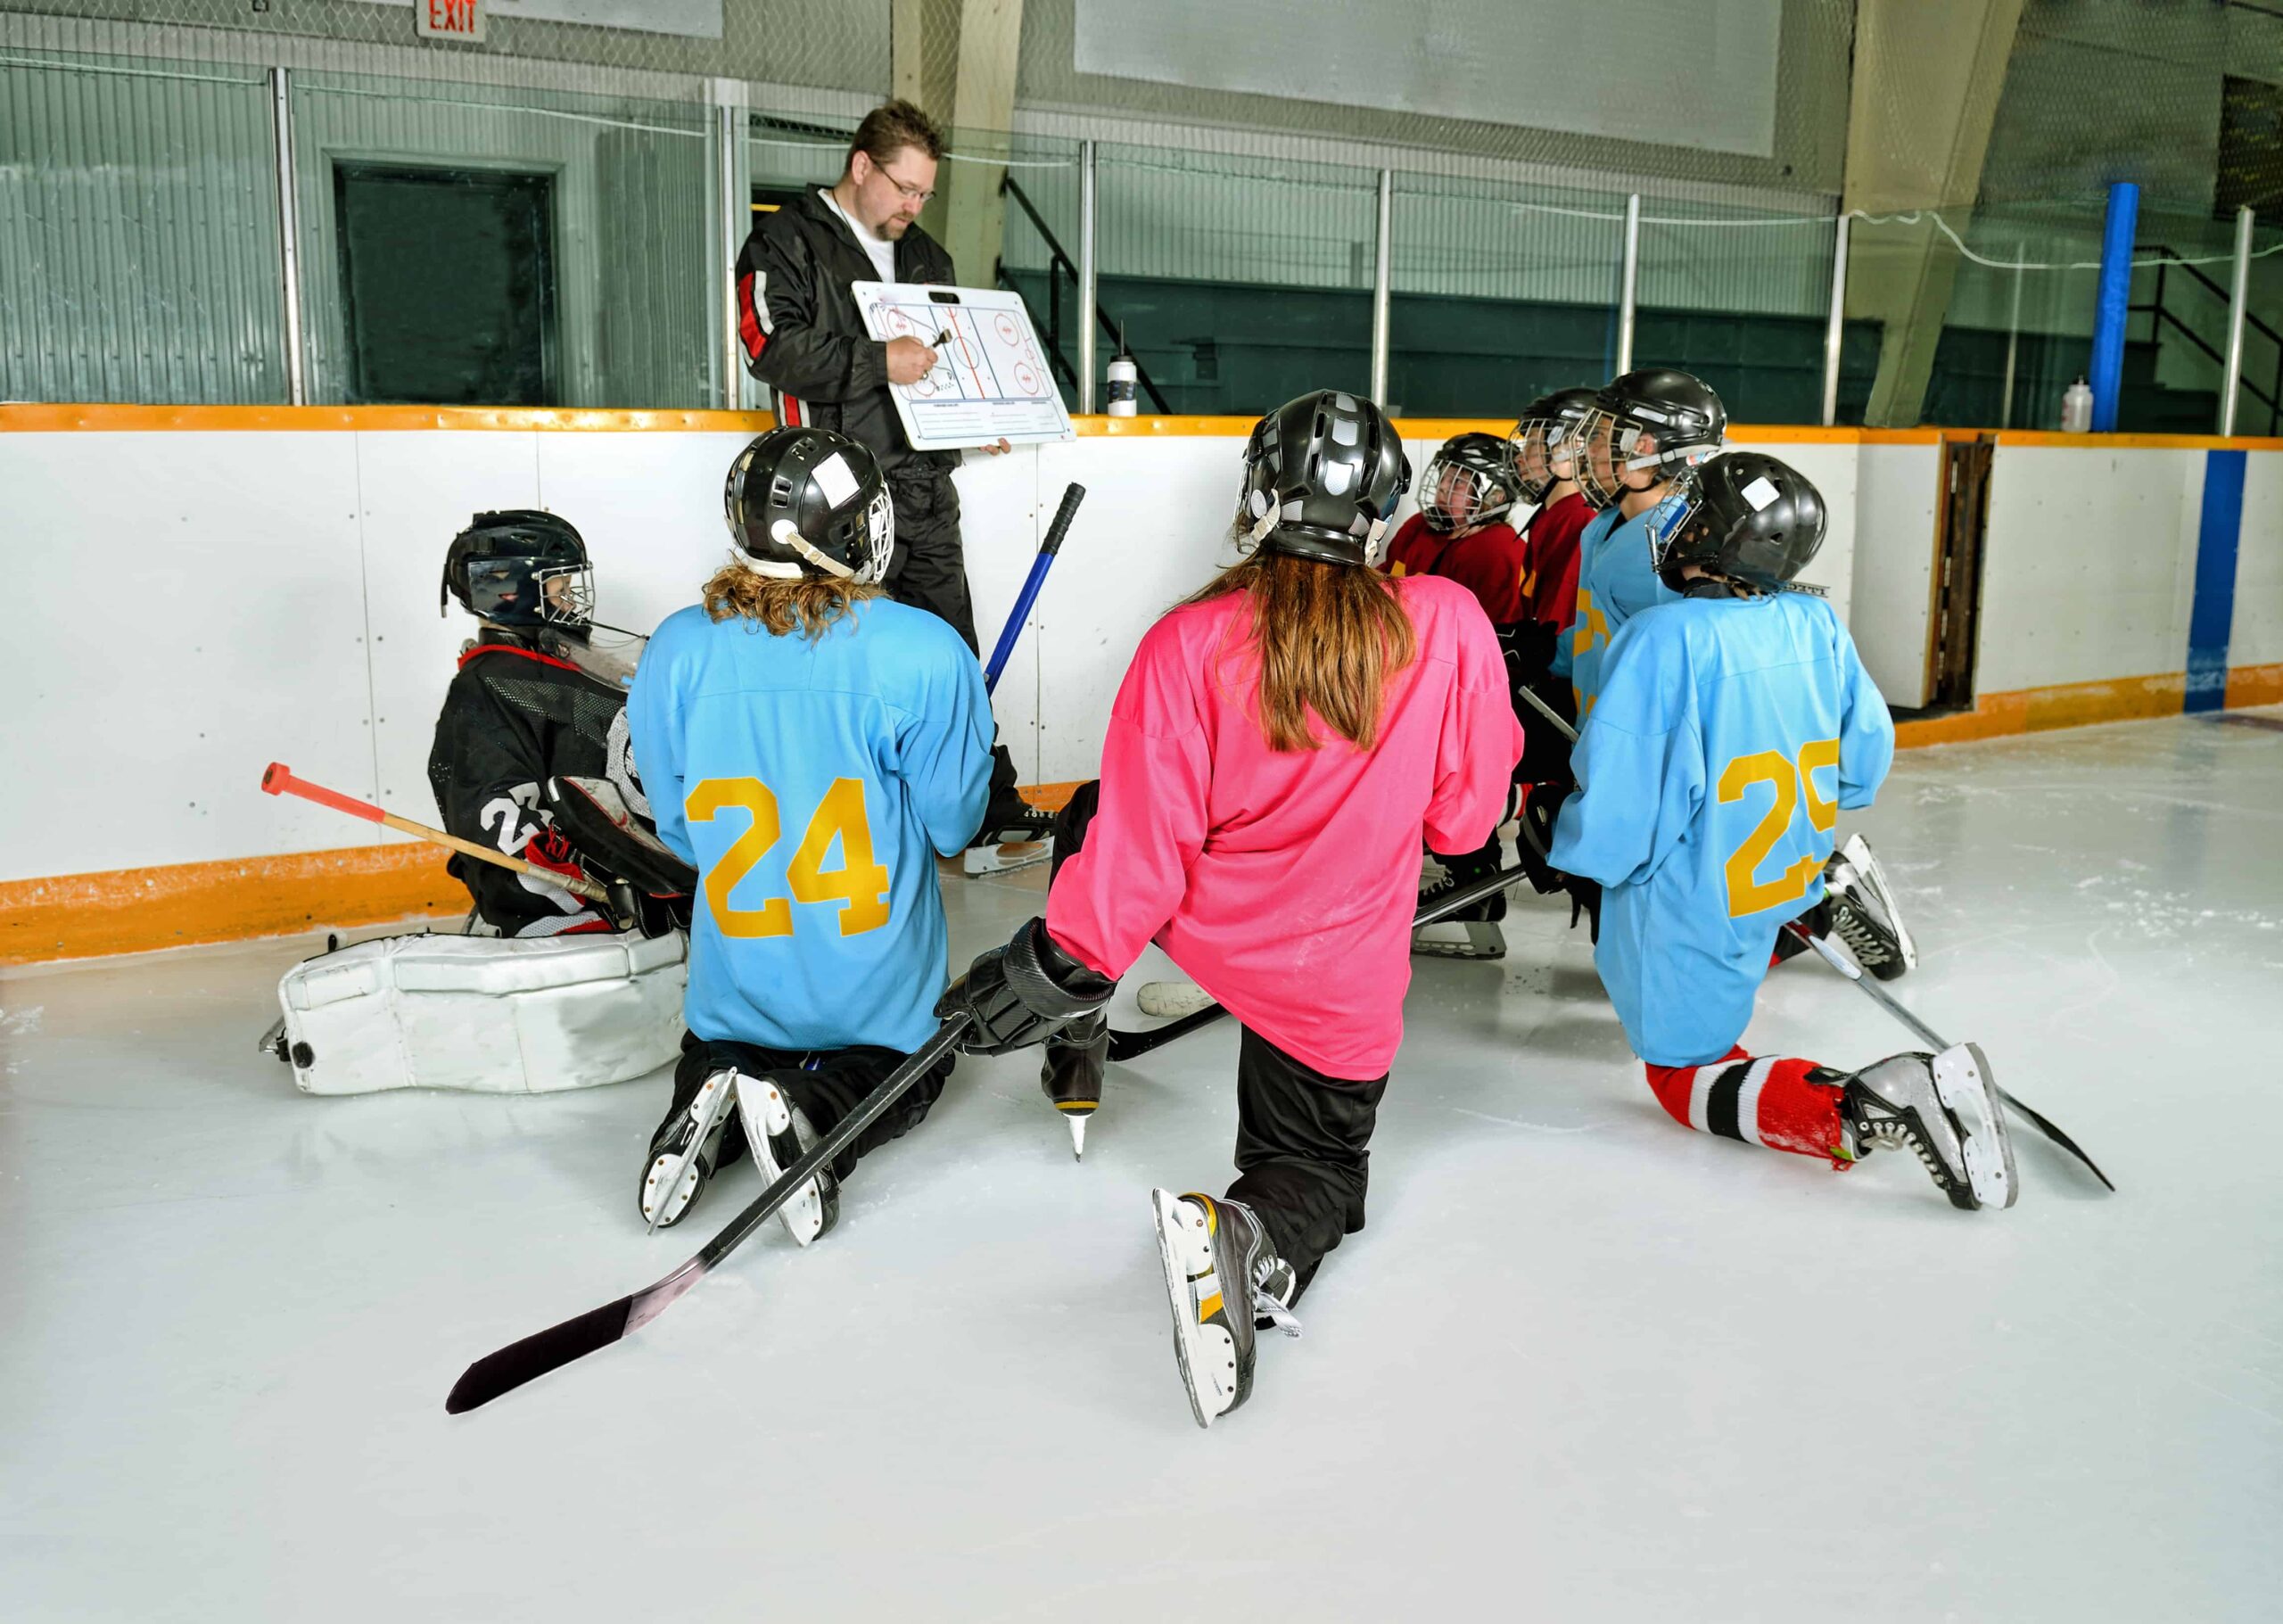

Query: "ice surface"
<box><xmin>4</xmin><ymin>710</ymin><xmax>2281</xmax><ymax>1620</ymax></box>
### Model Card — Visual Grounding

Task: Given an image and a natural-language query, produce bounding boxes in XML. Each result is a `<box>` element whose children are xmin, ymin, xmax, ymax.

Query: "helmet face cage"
<box><xmin>1643</xmin><ymin>474</ymin><xmax>1707</xmax><ymax>579</ymax></box>
<box><xmin>724</xmin><ymin>431</ymin><xmax>891</xmax><ymax>582</ymax></box>
<box><xmin>453</xmin><ymin>531</ymin><xmax>591</xmax><ymax>629</ymax></box>
<box><xmin>1578</xmin><ymin>408</ymin><xmax>1719</xmax><ymax>508</ymax></box>
<box><xmin>852</xmin><ymin>486</ymin><xmax>894</xmax><ymax>583</ymax></box>
<box><xmin>1418</xmin><ymin>454</ymin><xmax>1512</xmax><ymax>533</ymax></box>
<box><xmin>1508</xmin><ymin>413</ymin><xmax>1587</xmax><ymax>503</ymax></box>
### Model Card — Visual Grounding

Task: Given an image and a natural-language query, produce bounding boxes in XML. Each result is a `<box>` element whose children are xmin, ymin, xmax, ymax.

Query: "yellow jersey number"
<box><xmin>1717</xmin><ymin>739</ymin><xmax>1840</xmax><ymax>917</ymax></box>
<box><xmin>685</xmin><ymin>777</ymin><xmax>891</xmax><ymax>939</ymax></box>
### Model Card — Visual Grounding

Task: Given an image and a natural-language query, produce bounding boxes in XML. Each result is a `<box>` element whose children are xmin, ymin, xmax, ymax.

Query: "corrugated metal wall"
<box><xmin>0</xmin><ymin>51</ymin><xmax>285</xmax><ymax>404</ymax></box>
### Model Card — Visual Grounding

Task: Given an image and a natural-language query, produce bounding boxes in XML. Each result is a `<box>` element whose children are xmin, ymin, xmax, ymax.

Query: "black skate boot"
<box><xmin>639</xmin><ymin>1068</ymin><xmax>741</xmax><ymax>1231</ymax></box>
<box><xmin>1838</xmin><ymin>1043</ymin><xmax>2016</xmax><ymax>1211</ymax></box>
<box><xmin>1043</xmin><ymin>1009</ymin><xmax>1109</xmax><ymax>1159</ymax></box>
<box><xmin>1413</xmin><ymin>845</ymin><xmax>1507</xmax><ymax>960</ymax></box>
<box><xmin>964</xmin><ymin>799</ymin><xmax>1056</xmax><ymax>877</ymax></box>
<box><xmin>736</xmin><ymin>1072</ymin><xmax>841</xmax><ymax>1246</ymax></box>
<box><xmin>1824</xmin><ymin>833</ymin><xmax>1916</xmax><ymax>981</ymax></box>
<box><xmin>1149</xmin><ymin>1190</ymin><xmax>1303</xmax><ymax>1429</ymax></box>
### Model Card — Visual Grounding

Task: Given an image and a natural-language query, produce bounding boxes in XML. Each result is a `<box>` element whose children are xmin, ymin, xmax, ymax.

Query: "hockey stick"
<box><xmin>1784</xmin><ymin>923</ymin><xmax>2114</xmax><ymax>1191</ymax></box>
<box><xmin>260</xmin><ymin>763</ymin><xmax>612</xmax><ymax>904</ymax></box>
<box><xmin>446</xmin><ymin>1013</ymin><xmax>972</xmax><ymax>1414</ymax></box>
<box><xmin>1105</xmin><ymin>861</ymin><xmax>1531</xmax><ymax>1062</ymax></box>
<box><xmin>983</xmin><ymin>482</ymin><xmax>1086</xmax><ymax>696</ymax></box>
<box><xmin>1514</xmin><ymin>679</ymin><xmax>1577</xmax><ymax>743</ymax></box>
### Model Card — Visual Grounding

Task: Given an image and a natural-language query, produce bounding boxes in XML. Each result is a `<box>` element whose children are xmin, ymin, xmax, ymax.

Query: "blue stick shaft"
<box><xmin>2089</xmin><ymin>181</ymin><xmax>2139</xmax><ymax>433</ymax></box>
<box><xmin>982</xmin><ymin>482</ymin><xmax>1086</xmax><ymax>697</ymax></box>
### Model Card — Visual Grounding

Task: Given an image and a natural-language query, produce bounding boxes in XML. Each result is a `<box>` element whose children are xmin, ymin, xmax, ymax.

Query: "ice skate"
<box><xmin>639</xmin><ymin>1068</ymin><xmax>740</xmax><ymax>1231</ymax></box>
<box><xmin>736</xmin><ymin>1075</ymin><xmax>841</xmax><ymax>1245</ymax></box>
<box><xmin>1824</xmin><ymin>832</ymin><xmax>1916</xmax><ymax>981</ymax></box>
<box><xmin>963</xmin><ymin>801</ymin><xmax>1055</xmax><ymax>877</ymax></box>
<box><xmin>1149</xmin><ymin>1190</ymin><xmax>1300</xmax><ymax>1429</ymax></box>
<box><xmin>1043</xmin><ymin>1010</ymin><xmax>1109</xmax><ymax>1158</ymax></box>
<box><xmin>1839</xmin><ymin>1043</ymin><xmax>2016</xmax><ymax>1211</ymax></box>
<box><xmin>1412</xmin><ymin>848</ymin><xmax>1507</xmax><ymax>960</ymax></box>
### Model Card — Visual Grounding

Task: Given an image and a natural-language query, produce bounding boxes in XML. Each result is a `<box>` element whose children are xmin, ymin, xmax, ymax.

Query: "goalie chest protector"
<box><xmin>275</xmin><ymin>928</ymin><xmax>686</xmax><ymax>1096</ymax></box>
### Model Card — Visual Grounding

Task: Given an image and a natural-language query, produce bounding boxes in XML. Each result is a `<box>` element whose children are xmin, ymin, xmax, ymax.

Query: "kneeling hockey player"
<box><xmin>1548</xmin><ymin>453</ymin><xmax>2014</xmax><ymax>1210</ymax></box>
<box><xmin>942</xmin><ymin>390</ymin><xmax>1524</xmax><ymax>1427</ymax></box>
<box><xmin>626</xmin><ymin>427</ymin><xmax>993</xmax><ymax>1232</ymax></box>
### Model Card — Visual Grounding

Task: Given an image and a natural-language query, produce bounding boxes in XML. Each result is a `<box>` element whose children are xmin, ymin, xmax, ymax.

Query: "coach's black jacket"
<box><xmin>734</xmin><ymin>185</ymin><xmax>959</xmax><ymax>482</ymax></box>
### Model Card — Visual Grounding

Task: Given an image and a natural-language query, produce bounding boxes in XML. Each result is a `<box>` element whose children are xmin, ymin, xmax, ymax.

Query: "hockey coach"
<box><xmin>733</xmin><ymin>98</ymin><xmax>1051</xmax><ymax>870</ymax></box>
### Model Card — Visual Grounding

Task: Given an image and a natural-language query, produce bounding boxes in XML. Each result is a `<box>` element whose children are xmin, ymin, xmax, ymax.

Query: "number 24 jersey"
<box><xmin>629</xmin><ymin>598</ymin><xmax>993</xmax><ymax>1054</ymax></box>
<box><xmin>1549</xmin><ymin>588</ymin><xmax>1894</xmax><ymax>1067</ymax></box>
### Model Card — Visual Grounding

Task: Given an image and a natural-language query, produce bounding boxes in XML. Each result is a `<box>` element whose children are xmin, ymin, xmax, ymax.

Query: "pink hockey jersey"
<box><xmin>1046</xmin><ymin>573</ymin><xmax>1524</xmax><ymax>1079</ymax></box>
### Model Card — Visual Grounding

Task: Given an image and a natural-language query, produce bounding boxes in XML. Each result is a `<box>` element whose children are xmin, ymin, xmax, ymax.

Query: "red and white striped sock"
<box><xmin>1642</xmin><ymin>1047</ymin><xmax>1850</xmax><ymax>1166</ymax></box>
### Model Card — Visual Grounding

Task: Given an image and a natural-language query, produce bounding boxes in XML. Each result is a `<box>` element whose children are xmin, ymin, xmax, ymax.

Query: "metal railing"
<box><xmin>2129</xmin><ymin>242</ymin><xmax>2281</xmax><ymax>437</ymax></box>
<box><xmin>998</xmin><ymin>169</ymin><xmax>1170</xmax><ymax>412</ymax></box>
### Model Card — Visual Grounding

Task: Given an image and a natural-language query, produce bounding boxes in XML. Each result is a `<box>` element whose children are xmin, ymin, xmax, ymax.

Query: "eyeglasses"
<box><xmin>870</xmin><ymin>159</ymin><xmax>935</xmax><ymax>206</ymax></box>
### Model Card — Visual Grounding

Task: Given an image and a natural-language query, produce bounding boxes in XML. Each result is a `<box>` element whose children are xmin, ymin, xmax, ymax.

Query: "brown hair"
<box><xmin>703</xmin><ymin>565</ymin><xmax>883</xmax><ymax>639</ymax></box>
<box><xmin>1185</xmin><ymin>551</ymin><xmax>1418</xmax><ymax>753</ymax></box>
<box><xmin>847</xmin><ymin>99</ymin><xmax>944</xmax><ymax>173</ymax></box>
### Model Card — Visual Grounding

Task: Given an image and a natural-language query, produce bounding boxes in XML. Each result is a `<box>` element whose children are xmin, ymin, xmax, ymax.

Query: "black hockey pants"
<box><xmin>669</xmin><ymin>1031</ymin><xmax>954</xmax><ymax>1182</ymax></box>
<box><xmin>1048</xmin><ymin>779</ymin><xmax>1389</xmax><ymax>1300</ymax></box>
<box><xmin>885</xmin><ymin>471</ymin><xmax>1022</xmax><ymax>821</ymax></box>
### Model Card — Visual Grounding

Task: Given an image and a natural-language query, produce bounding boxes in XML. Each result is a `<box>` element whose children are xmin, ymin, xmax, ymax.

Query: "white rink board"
<box><xmin>1977</xmin><ymin>446</ymin><xmax>2205</xmax><ymax>694</ymax></box>
<box><xmin>1850</xmin><ymin>441</ymin><xmax>1942</xmax><ymax>708</ymax></box>
<box><xmin>4</xmin><ymin>425</ymin><xmax>2272</xmax><ymax>884</ymax></box>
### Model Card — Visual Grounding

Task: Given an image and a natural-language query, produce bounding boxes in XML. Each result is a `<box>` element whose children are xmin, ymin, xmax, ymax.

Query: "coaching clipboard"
<box><xmin>852</xmin><ymin>281</ymin><xmax>1076</xmax><ymax>450</ymax></box>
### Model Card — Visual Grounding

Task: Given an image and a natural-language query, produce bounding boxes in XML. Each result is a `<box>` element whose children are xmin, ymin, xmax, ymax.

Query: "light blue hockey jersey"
<box><xmin>629</xmin><ymin>597</ymin><xmax>993</xmax><ymax>1054</ymax></box>
<box><xmin>1548</xmin><ymin>502</ymin><xmax>1682</xmax><ymax>717</ymax></box>
<box><xmin>1549</xmin><ymin>588</ymin><xmax>1894</xmax><ymax>1067</ymax></box>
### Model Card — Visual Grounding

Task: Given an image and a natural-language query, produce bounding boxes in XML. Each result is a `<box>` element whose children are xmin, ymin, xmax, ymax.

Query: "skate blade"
<box><xmin>1411</xmin><ymin>921</ymin><xmax>1505</xmax><ymax>960</ymax></box>
<box><xmin>1149</xmin><ymin>1189</ymin><xmax>1230</xmax><ymax>1430</ymax></box>
<box><xmin>1933</xmin><ymin>1043</ymin><xmax>2017</xmax><ymax>1210</ymax></box>
<box><xmin>1841</xmin><ymin>833</ymin><xmax>1918</xmax><ymax>970</ymax></box>
<box><xmin>738</xmin><ymin>1081</ymin><xmax>829</xmax><ymax>1246</ymax></box>
<box><xmin>643</xmin><ymin>1070</ymin><xmax>736</xmax><ymax>1232</ymax></box>
<box><xmin>963</xmin><ymin>838</ymin><xmax>1051</xmax><ymax>877</ymax></box>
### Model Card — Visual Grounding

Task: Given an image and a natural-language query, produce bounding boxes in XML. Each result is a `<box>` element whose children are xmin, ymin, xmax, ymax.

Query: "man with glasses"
<box><xmin>734</xmin><ymin>99</ymin><xmax>1053</xmax><ymax>874</ymax></box>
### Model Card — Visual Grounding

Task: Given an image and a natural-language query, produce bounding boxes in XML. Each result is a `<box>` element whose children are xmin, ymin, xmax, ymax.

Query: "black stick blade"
<box><xmin>1998</xmin><ymin>1088</ymin><xmax>2117</xmax><ymax>1192</ymax></box>
<box><xmin>1106</xmin><ymin>1002</ymin><xmax>1228</xmax><ymax>1061</ymax></box>
<box><xmin>446</xmin><ymin>1293</ymin><xmax>637</xmax><ymax>1414</ymax></box>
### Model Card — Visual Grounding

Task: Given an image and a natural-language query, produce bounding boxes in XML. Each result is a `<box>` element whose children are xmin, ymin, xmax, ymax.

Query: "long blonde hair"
<box><xmin>703</xmin><ymin>564</ymin><xmax>883</xmax><ymax>639</ymax></box>
<box><xmin>1185</xmin><ymin>550</ymin><xmax>1417</xmax><ymax>752</ymax></box>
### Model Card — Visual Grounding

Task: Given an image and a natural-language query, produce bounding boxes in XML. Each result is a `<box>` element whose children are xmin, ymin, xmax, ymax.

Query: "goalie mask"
<box><xmin>1577</xmin><ymin>368</ymin><xmax>1727</xmax><ymax>508</ymax></box>
<box><xmin>1236</xmin><ymin>390</ymin><xmax>1411</xmax><ymax>566</ymax></box>
<box><xmin>441</xmin><ymin>510</ymin><xmax>594</xmax><ymax>634</ymax></box>
<box><xmin>723</xmin><ymin>426</ymin><xmax>894</xmax><ymax>584</ymax></box>
<box><xmin>1418</xmin><ymin>432</ymin><xmax>1516</xmax><ymax>534</ymax></box>
<box><xmin>1644</xmin><ymin>451</ymin><xmax>1826</xmax><ymax>594</ymax></box>
<box><xmin>1507</xmin><ymin>386</ymin><xmax>1598</xmax><ymax>505</ymax></box>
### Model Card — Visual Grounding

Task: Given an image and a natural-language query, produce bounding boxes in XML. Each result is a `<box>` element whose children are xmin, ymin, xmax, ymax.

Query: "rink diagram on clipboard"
<box><xmin>854</xmin><ymin>284</ymin><xmax>1073</xmax><ymax>448</ymax></box>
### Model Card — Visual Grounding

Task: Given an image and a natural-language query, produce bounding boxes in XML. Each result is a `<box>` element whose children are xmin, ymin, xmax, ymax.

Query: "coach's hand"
<box><xmin>886</xmin><ymin>335</ymin><xmax>937</xmax><ymax>385</ymax></box>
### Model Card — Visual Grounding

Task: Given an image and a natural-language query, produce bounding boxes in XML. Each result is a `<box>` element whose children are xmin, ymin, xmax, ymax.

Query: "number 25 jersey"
<box><xmin>629</xmin><ymin>598</ymin><xmax>993</xmax><ymax>1053</ymax></box>
<box><xmin>1549</xmin><ymin>589</ymin><xmax>1894</xmax><ymax>1067</ymax></box>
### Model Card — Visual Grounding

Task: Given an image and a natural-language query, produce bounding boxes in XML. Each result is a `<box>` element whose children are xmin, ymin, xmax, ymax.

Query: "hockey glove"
<box><xmin>1563</xmin><ymin>872</ymin><xmax>1603</xmax><ymax>944</ymax></box>
<box><xmin>1513</xmin><ymin>779</ymin><xmax>1570</xmax><ymax>896</ymax></box>
<box><xmin>1512</xmin><ymin>672</ymin><xmax>1577</xmax><ymax>787</ymax></box>
<box><xmin>1496</xmin><ymin>618</ymin><xmax>1561</xmax><ymax>688</ymax></box>
<box><xmin>939</xmin><ymin>917</ymin><xmax>1116</xmax><ymax>1056</ymax></box>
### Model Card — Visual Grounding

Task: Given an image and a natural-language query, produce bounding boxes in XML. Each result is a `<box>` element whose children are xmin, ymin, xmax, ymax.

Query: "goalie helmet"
<box><xmin>1644</xmin><ymin>451</ymin><xmax>1825</xmax><ymax>594</ymax></box>
<box><xmin>1507</xmin><ymin>386</ymin><xmax>1598</xmax><ymax>505</ymax></box>
<box><xmin>1236</xmin><ymin>390</ymin><xmax>1411</xmax><ymax>566</ymax></box>
<box><xmin>1578</xmin><ymin>368</ymin><xmax>1727</xmax><ymax>508</ymax></box>
<box><xmin>441</xmin><ymin>509</ymin><xmax>593</xmax><ymax>633</ymax></box>
<box><xmin>1417</xmin><ymin>432</ymin><xmax>1516</xmax><ymax>533</ymax></box>
<box><xmin>723</xmin><ymin>426</ymin><xmax>894</xmax><ymax>584</ymax></box>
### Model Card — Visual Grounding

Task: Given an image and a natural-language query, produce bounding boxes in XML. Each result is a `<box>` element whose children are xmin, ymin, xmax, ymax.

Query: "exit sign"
<box><xmin>416</xmin><ymin>0</ymin><xmax>486</xmax><ymax>42</ymax></box>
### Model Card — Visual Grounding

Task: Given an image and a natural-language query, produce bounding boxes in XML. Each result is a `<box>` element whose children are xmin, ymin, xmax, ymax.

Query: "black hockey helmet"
<box><xmin>1236</xmin><ymin>390</ymin><xmax>1411</xmax><ymax>566</ymax></box>
<box><xmin>1646</xmin><ymin>451</ymin><xmax>1826</xmax><ymax>594</ymax></box>
<box><xmin>441</xmin><ymin>509</ymin><xmax>593</xmax><ymax>632</ymax></box>
<box><xmin>1578</xmin><ymin>368</ymin><xmax>1727</xmax><ymax>508</ymax></box>
<box><xmin>723</xmin><ymin>426</ymin><xmax>894</xmax><ymax>584</ymax></box>
<box><xmin>1418</xmin><ymin>432</ymin><xmax>1516</xmax><ymax>533</ymax></box>
<box><xmin>1507</xmin><ymin>386</ymin><xmax>1599</xmax><ymax>504</ymax></box>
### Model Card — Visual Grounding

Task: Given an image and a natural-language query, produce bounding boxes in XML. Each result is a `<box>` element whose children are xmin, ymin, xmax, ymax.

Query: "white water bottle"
<box><xmin>1106</xmin><ymin>351</ymin><xmax>1138</xmax><ymax>417</ymax></box>
<box><xmin>2060</xmin><ymin>375</ymin><xmax>2093</xmax><ymax>433</ymax></box>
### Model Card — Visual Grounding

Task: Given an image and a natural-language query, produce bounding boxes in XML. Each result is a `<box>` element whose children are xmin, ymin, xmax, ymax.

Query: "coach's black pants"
<box><xmin>886</xmin><ymin>471</ymin><xmax>1021</xmax><ymax>820</ymax></box>
<box><xmin>1049</xmin><ymin>779</ymin><xmax>1389</xmax><ymax>1301</ymax></box>
<box><xmin>671</xmin><ymin>1031</ymin><xmax>954</xmax><ymax>1182</ymax></box>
